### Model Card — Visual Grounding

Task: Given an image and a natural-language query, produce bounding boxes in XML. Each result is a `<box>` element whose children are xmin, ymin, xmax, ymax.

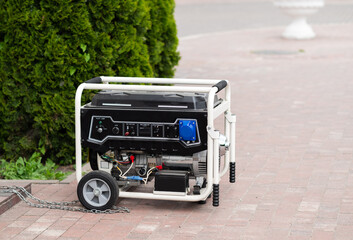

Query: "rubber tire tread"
<box><xmin>77</xmin><ymin>170</ymin><xmax>119</xmax><ymax>210</ymax></box>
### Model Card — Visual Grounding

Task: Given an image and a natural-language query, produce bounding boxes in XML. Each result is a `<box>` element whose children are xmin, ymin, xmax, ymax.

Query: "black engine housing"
<box><xmin>81</xmin><ymin>91</ymin><xmax>209</xmax><ymax>156</ymax></box>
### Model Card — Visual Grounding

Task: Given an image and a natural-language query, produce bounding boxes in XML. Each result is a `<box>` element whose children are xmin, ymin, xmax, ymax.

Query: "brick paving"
<box><xmin>1</xmin><ymin>2</ymin><xmax>353</xmax><ymax>240</ymax></box>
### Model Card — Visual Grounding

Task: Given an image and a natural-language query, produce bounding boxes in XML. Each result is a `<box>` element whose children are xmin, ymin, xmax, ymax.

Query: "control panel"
<box><xmin>88</xmin><ymin>116</ymin><xmax>200</xmax><ymax>145</ymax></box>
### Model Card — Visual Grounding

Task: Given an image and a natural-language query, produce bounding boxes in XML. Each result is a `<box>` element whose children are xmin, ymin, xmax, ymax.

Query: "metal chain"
<box><xmin>0</xmin><ymin>186</ymin><xmax>129</xmax><ymax>214</ymax></box>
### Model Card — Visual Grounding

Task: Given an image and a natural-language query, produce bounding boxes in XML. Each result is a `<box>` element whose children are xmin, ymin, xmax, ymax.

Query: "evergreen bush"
<box><xmin>146</xmin><ymin>0</ymin><xmax>180</xmax><ymax>78</ymax></box>
<box><xmin>0</xmin><ymin>0</ymin><xmax>180</xmax><ymax>164</ymax></box>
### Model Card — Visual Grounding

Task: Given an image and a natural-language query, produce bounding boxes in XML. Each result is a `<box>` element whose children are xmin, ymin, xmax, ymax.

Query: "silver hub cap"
<box><xmin>83</xmin><ymin>178</ymin><xmax>111</xmax><ymax>207</ymax></box>
<box><xmin>93</xmin><ymin>189</ymin><xmax>100</xmax><ymax>196</ymax></box>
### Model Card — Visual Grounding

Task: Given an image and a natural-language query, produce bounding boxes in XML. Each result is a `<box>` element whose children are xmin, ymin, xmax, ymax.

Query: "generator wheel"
<box><xmin>88</xmin><ymin>149</ymin><xmax>99</xmax><ymax>170</ymax></box>
<box><xmin>77</xmin><ymin>170</ymin><xmax>119</xmax><ymax>210</ymax></box>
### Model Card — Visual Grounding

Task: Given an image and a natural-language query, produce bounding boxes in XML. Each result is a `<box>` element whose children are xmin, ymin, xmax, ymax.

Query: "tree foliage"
<box><xmin>0</xmin><ymin>0</ymin><xmax>180</xmax><ymax>164</ymax></box>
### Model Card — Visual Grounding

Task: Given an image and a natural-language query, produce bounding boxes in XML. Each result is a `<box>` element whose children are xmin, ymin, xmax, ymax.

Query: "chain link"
<box><xmin>0</xmin><ymin>186</ymin><xmax>130</xmax><ymax>214</ymax></box>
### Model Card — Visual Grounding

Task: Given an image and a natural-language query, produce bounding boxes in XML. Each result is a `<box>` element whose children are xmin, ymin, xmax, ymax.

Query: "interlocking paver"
<box><xmin>1</xmin><ymin>0</ymin><xmax>353</xmax><ymax>239</ymax></box>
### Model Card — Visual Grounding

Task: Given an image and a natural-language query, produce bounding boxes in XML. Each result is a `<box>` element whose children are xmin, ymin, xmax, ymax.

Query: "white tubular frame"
<box><xmin>75</xmin><ymin>76</ymin><xmax>235</xmax><ymax>202</ymax></box>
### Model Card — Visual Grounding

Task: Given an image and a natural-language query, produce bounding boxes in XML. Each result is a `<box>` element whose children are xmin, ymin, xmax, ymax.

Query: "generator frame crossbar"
<box><xmin>75</xmin><ymin>76</ymin><xmax>236</xmax><ymax>203</ymax></box>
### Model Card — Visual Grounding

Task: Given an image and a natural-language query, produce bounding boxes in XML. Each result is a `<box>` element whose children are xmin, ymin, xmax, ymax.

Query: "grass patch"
<box><xmin>0</xmin><ymin>148</ymin><xmax>70</xmax><ymax>181</ymax></box>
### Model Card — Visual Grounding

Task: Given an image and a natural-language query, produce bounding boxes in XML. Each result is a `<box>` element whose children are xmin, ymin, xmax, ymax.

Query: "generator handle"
<box><xmin>84</xmin><ymin>76</ymin><xmax>228</xmax><ymax>86</ymax></box>
<box><xmin>212</xmin><ymin>80</ymin><xmax>227</xmax><ymax>93</ymax></box>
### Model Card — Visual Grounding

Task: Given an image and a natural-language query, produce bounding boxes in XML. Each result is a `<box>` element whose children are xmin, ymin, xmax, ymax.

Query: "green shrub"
<box><xmin>0</xmin><ymin>0</ymin><xmax>180</xmax><ymax>164</ymax></box>
<box><xmin>146</xmin><ymin>0</ymin><xmax>180</xmax><ymax>77</ymax></box>
<box><xmin>0</xmin><ymin>143</ymin><xmax>68</xmax><ymax>180</ymax></box>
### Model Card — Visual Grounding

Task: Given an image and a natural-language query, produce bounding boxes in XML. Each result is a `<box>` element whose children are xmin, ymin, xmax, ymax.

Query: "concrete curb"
<box><xmin>0</xmin><ymin>179</ymin><xmax>60</xmax><ymax>184</ymax></box>
<box><xmin>0</xmin><ymin>163</ymin><xmax>92</xmax><ymax>215</ymax></box>
<box><xmin>0</xmin><ymin>183</ymin><xmax>31</xmax><ymax>215</ymax></box>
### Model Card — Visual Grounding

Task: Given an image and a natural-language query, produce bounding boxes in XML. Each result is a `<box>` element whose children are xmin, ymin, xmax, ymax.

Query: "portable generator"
<box><xmin>75</xmin><ymin>77</ymin><xmax>236</xmax><ymax>210</ymax></box>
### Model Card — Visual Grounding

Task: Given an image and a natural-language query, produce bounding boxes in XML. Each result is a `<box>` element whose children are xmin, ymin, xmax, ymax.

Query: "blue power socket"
<box><xmin>179</xmin><ymin>120</ymin><xmax>196</xmax><ymax>141</ymax></box>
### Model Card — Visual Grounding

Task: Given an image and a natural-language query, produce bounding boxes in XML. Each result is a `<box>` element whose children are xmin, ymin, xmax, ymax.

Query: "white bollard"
<box><xmin>274</xmin><ymin>0</ymin><xmax>325</xmax><ymax>40</ymax></box>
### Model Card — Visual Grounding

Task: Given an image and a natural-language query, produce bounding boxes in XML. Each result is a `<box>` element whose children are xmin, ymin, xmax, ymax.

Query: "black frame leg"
<box><xmin>213</xmin><ymin>184</ymin><xmax>219</xmax><ymax>207</ymax></box>
<box><xmin>230</xmin><ymin>162</ymin><xmax>236</xmax><ymax>183</ymax></box>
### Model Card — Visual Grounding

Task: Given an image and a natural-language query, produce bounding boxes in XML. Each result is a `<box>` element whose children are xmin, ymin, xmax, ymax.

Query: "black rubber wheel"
<box><xmin>88</xmin><ymin>149</ymin><xmax>99</xmax><ymax>170</ymax></box>
<box><xmin>77</xmin><ymin>170</ymin><xmax>119</xmax><ymax>210</ymax></box>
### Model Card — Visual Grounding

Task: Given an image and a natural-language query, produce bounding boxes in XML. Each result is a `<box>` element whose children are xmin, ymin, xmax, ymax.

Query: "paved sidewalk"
<box><xmin>1</xmin><ymin>4</ymin><xmax>353</xmax><ymax>240</ymax></box>
<box><xmin>175</xmin><ymin>0</ymin><xmax>353</xmax><ymax>37</ymax></box>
